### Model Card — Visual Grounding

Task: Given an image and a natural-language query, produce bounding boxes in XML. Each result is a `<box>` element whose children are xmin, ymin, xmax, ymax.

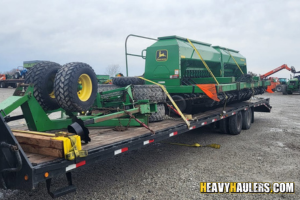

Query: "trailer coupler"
<box><xmin>0</xmin><ymin>142</ymin><xmax>22</xmax><ymax>189</ymax></box>
<box><xmin>46</xmin><ymin>171</ymin><xmax>76</xmax><ymax>198</ymax></box>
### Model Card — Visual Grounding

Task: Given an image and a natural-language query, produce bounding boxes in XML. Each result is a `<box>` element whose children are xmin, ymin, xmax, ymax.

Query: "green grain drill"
<box><xmin>118</xmin><ymin>35</ymin><xmax>270</xmax><ymax>113</ymax></box>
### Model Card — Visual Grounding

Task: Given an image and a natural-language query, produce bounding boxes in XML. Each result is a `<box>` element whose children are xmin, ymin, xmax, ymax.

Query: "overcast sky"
<box><xmin>0</xmin><ymin>0</ymin><xmax>299</xmax><ymax>78</ymax></box>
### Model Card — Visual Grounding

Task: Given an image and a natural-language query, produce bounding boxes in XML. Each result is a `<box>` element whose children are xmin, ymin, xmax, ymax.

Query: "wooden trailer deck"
<box><xmin>10</xmin><ymin>98</ymin><xmax>271</xmax><ymax>166</ymax></box>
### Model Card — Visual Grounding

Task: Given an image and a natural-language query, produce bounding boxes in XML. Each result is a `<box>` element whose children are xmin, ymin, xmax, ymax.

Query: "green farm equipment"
<box><xmin>281</xmin><ymin>67</ymin><xmax>300</xmax><ymax>95</ymax></box>
<box><xmin>116</xmin><ymin>35</ymin><xmax>270</xmax><ymax>113</ymax></box>
<box><xmin>279</xmin><ymin>78</ymin><xmax>288</xmax><ymax>85</ymax></box>
<box><xmin>0</xmin><ymin>61</ymin><xmax>162</xmax><ymax>145</ymax></box>
<box><xmin>96</xmin><ymin>75</ymin><xmax>110</xmax><ymax>84</ymax></box>
<box><xmin>23</xmin><ymin>60</ymin><xmax>49</xmax><ymax>69</ymax></box>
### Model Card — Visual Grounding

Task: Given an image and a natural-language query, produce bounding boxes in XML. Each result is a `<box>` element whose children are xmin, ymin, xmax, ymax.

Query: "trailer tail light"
<box><xmin>169</xmin><ymin>131</ymin><xmax>178</xmax><ymax>137</ymax></box>
<box><xmin>44</xmin><ymin>172</ymin><xmax>49</xmax><ymax>178</ymax></box>
<box><xmin>66</xmin><ymin>160</ymin><xmax>86</xmax><ymax>171</ymax></box>
<box><xmin>114</xmin><ymin>147</ymin><xmax>128</xmax><ymax>155</ymax></box>
<box><xmin>144</xmin><ymin>139</ymin><xmax>154</xmax><ymax>145</ymax></box>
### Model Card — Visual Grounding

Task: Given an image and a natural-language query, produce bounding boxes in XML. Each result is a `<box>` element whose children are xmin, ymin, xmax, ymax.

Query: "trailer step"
<box><xmin>46</xmin><ymin>172</ymin><xmax>76</xmax><ymax>198</ymax></box>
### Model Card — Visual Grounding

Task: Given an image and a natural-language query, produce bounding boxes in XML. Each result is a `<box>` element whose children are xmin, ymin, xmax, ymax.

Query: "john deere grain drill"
<box><xmin>114</xmin><ymin>35</ymin><xmax>270</xmax><ymax>113</ymax></box>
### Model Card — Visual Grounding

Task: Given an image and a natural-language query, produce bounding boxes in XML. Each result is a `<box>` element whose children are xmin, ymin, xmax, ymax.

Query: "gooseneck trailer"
<box><xmin>0</xmin><ymin>35</ymin><xmax>272</xmax><ymax>198</ymax></box>
<box><xmin>0</xmin><ymin>95</ymin><xmax>271</xmax><ymax>198</ymax></box>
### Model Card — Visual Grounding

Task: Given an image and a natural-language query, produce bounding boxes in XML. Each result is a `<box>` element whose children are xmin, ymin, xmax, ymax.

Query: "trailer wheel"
<box><xmin>134</xmin><ymin>85</ymin><xmax>166</xmax><ymax>103</ymax></box>
<box><xmin>54</xmin><ymin>62</ymin><xmax>98</xmax><ymax>112</ymax></box>
<box><xmin>14</xmin><ymin>72</ymin><xmax>20</xmax><ymax>79</ymax></box>
<box><xmin>10</xmin><ymin>83</ymin><xmax>17</xmax><ymax>88</ymax></box>
<box><xmin>149</xmin><ymin>103</ymin><xmax>165</xmax><ymax>122</ymax></box>
<box><xmin>219</xmin><ymin>118</ymin><xmax>229</xmax><ymax>134</ymax></box>
<box><xmin>275</xmin><ymin>85</ymin><xmax>282</xmax><ymax>92</ymax></box>
<box><xmin>112</xmin><ymin>77</ymin><xmax>144</xmax><ymax>87</ymax></box>
<box><xmin>281</xmin><ymin>85</ymin><xmax>287</xmax><ymax>95</ymax></box>
<box><xmin>251</xmin><ymin>108</ymin><xmax>254</xmax><ymax>123</ymax></box>
<box><xmin>24</xmin><ymin>61</ymin><xmax>61</xmax><ymax>111</ymax></box>
<box><xmin>0</xmin><ymin>82</ymin><xmax>7</xmax><ymax>88</ymax></box>
<box><xmin>242</xmin><ymin>109</ymin><xmax>252</xmax><ymax>130</ymax></box>
<box><xmin>228</xmin><ymin>111</ymin><xmax>242</xmax><ymax>135</ymax></box>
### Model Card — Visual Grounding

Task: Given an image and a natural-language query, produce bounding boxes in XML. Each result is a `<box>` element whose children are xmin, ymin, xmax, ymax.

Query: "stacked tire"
<box><xmin>25</xmin><ymin>64</ymin><xmax>166</xmax><ymax>123</ymax></box>
<box><xmin>24</xmin><ymin>61</ymin><xmax>62</xmax><ymax>111</ymax></box>
<box><xmin>25</xmin><ymin>62</ymin><xmax>98</xmax><ymax>113</ymax></box>
<box><xmin>113</xmin><ymin>77</ymin><xmax>166</xmax><ymax>122</ymax></box>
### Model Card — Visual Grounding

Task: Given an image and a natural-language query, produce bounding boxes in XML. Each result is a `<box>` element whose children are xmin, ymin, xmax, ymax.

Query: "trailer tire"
<box><xmin>24</xmin><ymin>61</ymin><xmax>61</xmax><ymax>111</ymax></box>
<box><xmin>251</xmin><ymin>108</ymin><xmax>254</xmax><ymax>123</ymax></box>
<box><xmin>0</xmin><ymin>82</ymin><xmax>7</xmax><ymax>88</ymax></box>
<box><xmin>242</xmin><ymin>109</ymin><xmax>252</xmax><ymax>130</ymax></box>
<box><xmin>275</xmin><ymin>85</ymin><xmax>282</xmax><ymax>92</ymax></box>
<box><xmin>219</xmin><ymin>118</ymin><xmax>229</xmax><ymax>134</ymax></box>
<box><xmin>149</xmin><ymin>104</ymin><xmax>165</xmax><ymax>122</ymax></box>
<box><xmin>54</xmin><ymin>62</ymin><xmax>98</xmax><ymax>112</ymax></box>
<box><xmin>134</xmin><ymin>85</ymin><xmax>166</xmax><ymax>103</ymax></box>
<box><xmin>228</xmin><ymin>111</ymin><xmax>242</xmax><ymax>135</ymax></box>
<box><xmin>281</xmin><ymin>85</ymin><xmax>287</xmax><ymax>95</ymax></box>
<box><xmin>14</xmin><ymin>72</ymin><xmax>20</xmax><ymax>79</ymax></box>
<box><xmin>112</xmin><ymin>77</ymin><xmax>144</xmax><ymax>86</ymax></box>
<box><xmin>98</xmin><ymin>84</ymin><xmax>121</xmax><ymax>99</ymax></box>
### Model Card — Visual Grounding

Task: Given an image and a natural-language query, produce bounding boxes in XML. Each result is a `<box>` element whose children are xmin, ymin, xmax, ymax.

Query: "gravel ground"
<box><xmin>0</xmin><ymin>88</ymin><xmax>300</xmax><ymax>200</ymax></box>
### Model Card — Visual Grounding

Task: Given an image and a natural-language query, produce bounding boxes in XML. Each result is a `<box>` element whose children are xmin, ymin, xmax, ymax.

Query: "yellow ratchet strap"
<box><xmin>187</xmin><ymin>38</ymin><xmax>228</xmax><ymax>111</ymax></box>
<box><xmin>225</xmin><ymin>48</ymin><xmax>244</xmax><ymax>75</ymax></box>
<box><xmin>138</xmin><ymin>77</ymin><xmax>190</xmax><ymax>129</ymax></box>
<box><xmin>164</xmin><ymin>142</ymin><xmax>220</xmax><ymax>149</ymax></box>
<box><xmin>66</xmin><ymin>136</ymin><xmax>88</xmax><ymax>161</ymax></box>
<box><xmin>187</xmin><ymin>38</ymin><xmax>219</xmax><ymax>85</ymax></box>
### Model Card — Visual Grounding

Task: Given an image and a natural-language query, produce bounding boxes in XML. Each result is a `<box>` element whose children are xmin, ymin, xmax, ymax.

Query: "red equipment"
<box><xmin>260</xmin><ymin>64</ymin><xmax>292</xmax><ymax>93</ymax></box>
<box><xmin>0</xmin><ymin>74</ymin><xmax>6</xmax><ymax>81</ymax></box>
<box><xmin>260</xmin><ymin>64</ymin><xmax>291</xmax><ymax>79</ymax></box>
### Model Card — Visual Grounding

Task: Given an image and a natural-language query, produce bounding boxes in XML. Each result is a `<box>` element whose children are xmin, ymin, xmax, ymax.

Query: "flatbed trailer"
<box><xmin>0</xmin><ymin>97</ymin><xmax>271</xmax><ymax>198</ymax></box>
<box><xmin>0</xmin><ymin>79</ymin><xmax>24</xmax><ymax>88</ymax></box>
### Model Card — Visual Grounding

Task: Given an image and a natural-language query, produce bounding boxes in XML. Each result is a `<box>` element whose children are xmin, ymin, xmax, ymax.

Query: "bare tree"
<box><xmin>248</xmin><ymin>71</ymin><xmax>258</xmax><ymax>76</ymax></box>
<box><xmin>105</xmin><ymin>64</ymin><xmax>122</xmax><ymax>77</ymax></box>
<box><xmin>6</xmin><ymin>68</ymin><xmax>18</xmax><ymax>76</ymax></box>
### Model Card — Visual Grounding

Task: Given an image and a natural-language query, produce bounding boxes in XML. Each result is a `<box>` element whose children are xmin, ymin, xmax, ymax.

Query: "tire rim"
<box><xmin>77</xmin><ymin>74</ymin><xmax>92</xmax><ymax>101</ymax></box>
<box><xmin>48</xmin><ymin>76</ymin><xmax>56</xmax><ymax>99</ymax></box>
<box><xmin>277</xmin><ymin>87</ymin><xmax>281</xmax><ymax>92</ymax></box>
<box><xmin>49</xmin><ymin>91</ymin><xmax>55</xmax><ymax>98</ymax></box>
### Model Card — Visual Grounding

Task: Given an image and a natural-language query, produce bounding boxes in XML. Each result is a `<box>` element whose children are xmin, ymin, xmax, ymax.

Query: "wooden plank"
<box><xmin>27</xmin><ymin>153</ymin><xmax>58</xmax><ymax>164</ymax></box>
<box><xmin>13</xmin><ymin>132</ymin><xmax>62</xmax><ymax>149</ymax></box>
<box><xmin>13</xmin><ymin>131</ymin><xmax>64</xmax><ymax>158</ymax></box>
<box><xmin>21</xmin><ymin>144</ymin><xmax>63</xmax><ymax>158</ymax></box>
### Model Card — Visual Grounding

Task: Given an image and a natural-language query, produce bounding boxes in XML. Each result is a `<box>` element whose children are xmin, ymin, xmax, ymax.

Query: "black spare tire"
<box><xmin>112</xmin><ymin>77</ymin><xmax>144</xmax><ymax>87</ymax></box>
<box><xmin>54</xmin><ymin>62</ymin><xmax>98</xmax><ymax>112</ymax></box>
<box><xmin>24</xmin><ymin>61</ymin><xmax>61</xmax><ymax>111</ymax></box>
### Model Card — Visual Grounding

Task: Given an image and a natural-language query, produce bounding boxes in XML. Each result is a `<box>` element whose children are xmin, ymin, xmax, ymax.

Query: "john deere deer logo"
<box><xmin>156</xmin><ymin>50</ymin><xmax>168</xmax><ymax>61</ymax></box>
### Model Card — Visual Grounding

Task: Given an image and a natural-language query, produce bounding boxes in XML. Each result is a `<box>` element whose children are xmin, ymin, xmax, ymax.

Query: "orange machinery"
<box><xmin>260</xmin><ymin>64</ymin><xmax>291</xmax><ymax>93</ymax></box>
<box><xmin>0</xmin><ymin>74</ymin><xmax>6</xmax><ymax>81</ymax></box>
